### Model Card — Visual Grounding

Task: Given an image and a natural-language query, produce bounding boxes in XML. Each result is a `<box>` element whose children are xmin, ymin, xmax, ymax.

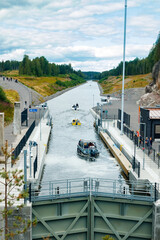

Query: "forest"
<box><xmin>99</xmin><ymin>33</ymin><xmax>160</xmax><ymax>81</ymax></box>
<box><xmin>0</xmin><ymin>55</ymin><xmax>84</xmax><ymax>79</ymax></box>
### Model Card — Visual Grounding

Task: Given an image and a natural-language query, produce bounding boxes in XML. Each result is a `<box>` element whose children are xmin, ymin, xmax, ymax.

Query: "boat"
<box><xmin>77</xmin><ymin>140</ymin><xmax>99</xmax><ymax>158</ymax></box>
<box><xmin>72</xmin><ymin>103</ymin><xmax>79</xmax><ymax>110</ymax></box>
<box><xmin>101</xmin><ymin>98</ymin><xmax>109</xmax><ymax>102</ymax></box>
<box><xmin>72</xmin><ymin>119</ymin><xmax>81</xmax><ymax>126</ymax></box>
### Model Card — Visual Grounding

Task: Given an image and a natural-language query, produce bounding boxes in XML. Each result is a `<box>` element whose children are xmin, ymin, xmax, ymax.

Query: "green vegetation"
<box><xmin>82</xmin><ymin>71</ymin><xmax>100</xmax><ymax>80</ymax></box>
<box><xmin>0</xmin><ymin>60</ymin><xmax>19</xmax><ymax>72</ymax></box>
<box><xmin>0</xmin><ymin>87</ymin><xmax>14</xmax><ymax>125</ymax></box>
<box><xmin>0</xmin><ymin>141</ymin><xmax>37</xmax><ymax>239</ymax></box>
<box><xmin>100</xmin><ymin>73</ymin><xmax>152</xmax><ymax>94</ymax></box>
<box><xmin>0</xmin><ymin>86</ymin><xmax>9</xmax><ymax>102</ymax></box>
<box><xmin>102</xmin><ymin>235</ymin><xmax>115</xmax><ymax>240</ymax></box>
<box><xmin>18</xmin><ymin>55</ymin><xmax>84</xmax><ymax>78</ymax></box>
<box><xmin>99</xmin><ymin>33</ymin><xmax>160</xmax><ymax>81</ymax></box>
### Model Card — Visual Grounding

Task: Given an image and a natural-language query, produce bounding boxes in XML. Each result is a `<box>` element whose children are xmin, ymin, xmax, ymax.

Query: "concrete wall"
<box><xmin>153</xmin><ymin>199</ymin><xmax>160</xmax><ymax>240</ymax></box>
<box><xmin>8</xmin><ymin>204</ymin><xmax>32</xmax><ymax>240</ymax></box>
<box><xmin>0</xmin><ymin>204</ymin><xmax>32</xmax><ymax>240</ymax></box>
<box><xmin>13</xmin><ymin>102</ymin><xmax>21</xmax><ymax>135</ymax></box>
<box><xmin>0</xmin><ymin>113</ymin><xmax>4</xmax><ymax>154</ymax></box>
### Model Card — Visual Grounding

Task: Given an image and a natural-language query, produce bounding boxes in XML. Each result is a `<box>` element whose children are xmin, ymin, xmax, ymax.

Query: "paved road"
<box><xmin>0</xmin><ymin>76</ymin><xmax>42</xmax><ymax>110</ymax></box>
<box><xmin>0</xmin><ymin>76</ymin><xmax>42</xmax><ymax>146</ymax></box>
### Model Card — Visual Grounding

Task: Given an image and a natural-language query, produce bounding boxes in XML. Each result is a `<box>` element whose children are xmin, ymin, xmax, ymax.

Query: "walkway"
<box><xmin>102</xmin><ymin>120</ymin><xmax>160</xmax><ymax>185</ymax></box>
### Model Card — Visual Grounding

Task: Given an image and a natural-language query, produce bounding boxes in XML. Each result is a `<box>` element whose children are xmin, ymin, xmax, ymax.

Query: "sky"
<box><xmin>0</xmin><ymin>0</ymin><xmax>159</xmax><ymax>72</ymax></box>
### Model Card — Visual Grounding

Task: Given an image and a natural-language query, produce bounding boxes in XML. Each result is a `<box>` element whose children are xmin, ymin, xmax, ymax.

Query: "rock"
<box><xmin>152</xmin><ymin>60</ymin><xmax>160</xmax><ymax>86</ymax></box>
<box><xmin>145</xmin><ymin>85</ymin><xmax>153</xmax><ymax>93</ymax></box>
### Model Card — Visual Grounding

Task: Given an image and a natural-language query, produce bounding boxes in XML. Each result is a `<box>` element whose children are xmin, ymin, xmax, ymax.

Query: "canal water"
<box><xmin>41</xmin><ymin>81</ymin><xmax>123</xmax><ymax>183</ymax></box>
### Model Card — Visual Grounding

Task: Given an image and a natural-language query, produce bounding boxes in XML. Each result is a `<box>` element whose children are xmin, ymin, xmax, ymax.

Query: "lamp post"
<box><xmin>133</xmin><ymin>133</ymin><xmax>136</xmax><ymax>171</ymax></box>
<box><xmin>140</xmin><ymin>122</ymin><xmax>146</xmax><ymax>169</ymax></box>
<box><xmin>121</xmin><ymin>0</ymin><xmax>127</xmax><ymax>135</ymax></box>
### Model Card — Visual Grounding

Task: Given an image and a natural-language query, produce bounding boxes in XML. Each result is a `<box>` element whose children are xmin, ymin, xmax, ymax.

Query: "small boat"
<box><xmin>101</xmin><ymin>98</ymin><xmax>108</xmax><ymax>102</ymax></box>
<box><xmin>77</xmin><ymin>140</ymin><xmax>99</xmax><ymax>158</ymax></box>
<box><xmin>72</xmin><ymin>103</ymin><xmax>79</xmax><ymax>110</ymax></box>
<box><xmin>72</xmin><ymin>119</ymin><xmax>81</xmax><ymax>126</ymax></box>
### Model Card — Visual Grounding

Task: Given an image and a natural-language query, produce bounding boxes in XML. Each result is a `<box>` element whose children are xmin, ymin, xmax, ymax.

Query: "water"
<box><xmin>41</xmin><ymin>81</ymin><xmax>122</xmax><ymax>183</ymax></box>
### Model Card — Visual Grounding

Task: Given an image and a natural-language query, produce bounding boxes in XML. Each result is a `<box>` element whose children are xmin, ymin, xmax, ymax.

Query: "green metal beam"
<box><xmin>32</xmin><ymin>208</ymin><xmax>61</xmax><ymax>240</ymax></box>
<box><xmin>122</xmin><ymin>208</ymin><xmax>153</xmax><ymax>240</ymax></box>
<box><xmin>60</xmin><ymin>200</ymin><xmax>89</xmax><ymax>240</ymax></box>
<box><xmin>94</xmin><ymin>200</ymin><xmax>122</xmax><ymax>240</ymax></box>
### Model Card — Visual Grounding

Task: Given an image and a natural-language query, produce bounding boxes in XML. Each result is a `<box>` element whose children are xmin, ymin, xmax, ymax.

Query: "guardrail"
<box><xmin>29</xmin><ymin>178</ymin><xmax>158</xmax><ymax>203</ymax></box>
<box><xmin>12</xmin><ymin>121</ymin><xmax>35</xmax><ymax>162</ymax></box>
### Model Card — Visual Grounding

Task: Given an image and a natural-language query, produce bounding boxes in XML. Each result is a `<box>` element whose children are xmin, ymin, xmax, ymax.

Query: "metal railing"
<box><xmin>12</xmin><ymin>121</ymin><xmax>35</xmax><ymax>161</ymax></box>
<box><xmin>33</xmin><ymin>155</ymin><xmax>38</xmax><ymax>178</ymax></box>
<box><xmin>117</xmin><ymin>120</ymin><xmax>160</xmax><ymax>169</ymax></box>
<box><xmin>28</xmin><ymin>178</ymin><xmax>158</xmax><ymax>203</ymax></box>
<box><xmin>105</xmin><ymin>123</ymin><xmax>140</xmax><ymax>177</ymax></box>
<box><xmin>21</xmin><ymin>108</ymin><xmax>28</xmax><ymax>126</ymax></box>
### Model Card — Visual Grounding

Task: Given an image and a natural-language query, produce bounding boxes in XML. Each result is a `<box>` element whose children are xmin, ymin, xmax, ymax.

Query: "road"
<box><xmin>0</xmin><ymin>76</ymin><xmax>41</xmax><ymax>110</ymax></box>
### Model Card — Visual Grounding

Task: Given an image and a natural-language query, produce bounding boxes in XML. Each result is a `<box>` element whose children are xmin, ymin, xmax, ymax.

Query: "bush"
<box><xmin>0</xmin><ymin>86</ymin><xmax>8</xmax><ymax>102</ymax></box>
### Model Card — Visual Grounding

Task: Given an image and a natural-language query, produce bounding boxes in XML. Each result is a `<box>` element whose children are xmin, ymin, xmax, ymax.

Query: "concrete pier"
<box><xmin>0</xmin><ymin>113</ymin><xmax>4</xmax><ymax>154</ymax></box>
<box><xmin>13</xmin><ymin>102</ymin><xmax>21</xmax><ymax>135</ymax></box>
<box><xmin>100</xmin><ymin>131</ymin><xmax>132</xmax><ymax>176</ymax></box>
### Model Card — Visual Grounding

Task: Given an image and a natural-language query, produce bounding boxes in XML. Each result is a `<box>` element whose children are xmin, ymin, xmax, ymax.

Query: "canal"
<box><xmin>41</xmin><ymin>81</ymin><xmax>123</xmax><ymax>183</ymax></box>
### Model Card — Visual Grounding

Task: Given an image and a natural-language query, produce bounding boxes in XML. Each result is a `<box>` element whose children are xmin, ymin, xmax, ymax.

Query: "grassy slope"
<box><xmin>0</xmin><ymin>90</ymin><xmax>19</xmax><ymax>125</ymax></box>
<box><xmin>2</xmin><ymin>70</ymin><xmax>80</xmax><ymax>97</ymax></box>
<box><xmin>100</xmin><ymin>73</ymin><xmax>152</xmax><ymax>94</ymax></box>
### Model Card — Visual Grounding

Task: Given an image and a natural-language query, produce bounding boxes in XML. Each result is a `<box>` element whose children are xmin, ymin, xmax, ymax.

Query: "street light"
<box><xmin>121</xmin><ymin>0</ymin><xmax>127</xmax><ymax>135</ymax></box>
<box><xmin>29</xmin><ymin>140</ymin><xmax>37</xmax><ymax>178</ymax></box>
<box><xmin>140</xmin><ymin>122</ymin><xmax>146</xmax><ymax>170</ymax></box>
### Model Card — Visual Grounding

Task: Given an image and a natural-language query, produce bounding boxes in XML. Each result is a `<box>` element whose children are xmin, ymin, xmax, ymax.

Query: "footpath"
<box><xmin>91</xmin><ymin>108</ymin><xmax>160</xmax><ymax>195</ymax></box>
<box><xmin>0</xmin><ymin>77</ymin><xmax>52</xmax><ymax>239</ymax></box>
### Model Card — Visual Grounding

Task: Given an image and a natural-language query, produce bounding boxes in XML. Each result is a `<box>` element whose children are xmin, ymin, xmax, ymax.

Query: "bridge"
<box><xmin>30</xmin><ymin>178</ymin><xmax>156</xmax><ymax>240</ymax></box>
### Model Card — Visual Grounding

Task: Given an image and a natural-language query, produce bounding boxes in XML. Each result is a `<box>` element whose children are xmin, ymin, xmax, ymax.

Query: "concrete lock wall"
<box><xmin>8</xmin><ymin>205</ymin><xmax>32</xmax><ymax>240</ymax></box>
<box><xmin>153</xmin><ymin>200</ymin><xmax>160</xmax><ymax>240</ymax></box>
<box><xmin>0</xmin><ymin>113</ymin><xmax>4</xmax><ymax>154</ymax></box>
<box><xmin>13</xmin><ymin>102</ymin><xmax>21</xmax><ymax>135</ymax></box>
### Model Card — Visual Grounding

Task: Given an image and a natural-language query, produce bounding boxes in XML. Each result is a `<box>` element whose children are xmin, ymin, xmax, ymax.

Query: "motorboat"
<box><xmin>77</xmin><ymin>140</ymin><xmax>99</xmax><ymax>158</ymax></box>
<box><xmin>72</xmin><ymin>103</ymin><xmax>79</xmax><ymax>110</ymax></box>
<box><xmin>101</xmin><ymin>98</ymin><xmax>109</xmax><ymax>102</ymax></box>
<box><xmin>72</xmin><ymin>119</ymin><xmax>81</xmax><ymax>126</ymax></box>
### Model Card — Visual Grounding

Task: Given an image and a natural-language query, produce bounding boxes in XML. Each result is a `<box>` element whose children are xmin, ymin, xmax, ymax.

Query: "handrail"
<box><xmin>29</xmin><ymin>178</ymin><xmax>157</xmax><ymax>203</ymax></box>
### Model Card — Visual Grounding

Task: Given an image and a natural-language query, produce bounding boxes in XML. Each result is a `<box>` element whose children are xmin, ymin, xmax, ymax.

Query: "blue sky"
<box><xmin>0</xmin><ymin>0</ymin><xmax>159</xmax><ymax>72</ymax></box>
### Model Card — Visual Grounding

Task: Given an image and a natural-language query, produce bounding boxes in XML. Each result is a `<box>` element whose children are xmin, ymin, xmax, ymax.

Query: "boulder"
<box><xmin>152</xmin><ymin>60</ymin><xmax>160</xmax><ymax>88</ymax></box>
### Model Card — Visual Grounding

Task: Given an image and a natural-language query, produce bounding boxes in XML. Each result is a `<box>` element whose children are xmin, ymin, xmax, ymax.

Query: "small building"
<box><xmin>140</xmin><ymin>107</ymin><xmax>160</xmax><ymax>140</ymax></box>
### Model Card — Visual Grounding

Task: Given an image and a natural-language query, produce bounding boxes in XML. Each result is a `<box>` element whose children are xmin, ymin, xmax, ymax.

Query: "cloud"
<box><xmin>0</xmin><ymin>0</ymin><xmax>159</xmax><ymax>72</ymax></box>
<box><xmin>0</xmin><ymin>0</ymin><xmax>28</xmax><ymax>9</ymax></box>
<box><xmin>0</xmin><ymin>49</ymin><xmax>25</xmax><ymax>61</ymax></box>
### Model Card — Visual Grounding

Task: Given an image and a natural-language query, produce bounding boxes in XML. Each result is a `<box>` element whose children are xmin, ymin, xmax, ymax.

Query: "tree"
<box><xmin>0</xmin><ymin>141</ymin><xmax>36</xmax><ymax>239</ymax></box>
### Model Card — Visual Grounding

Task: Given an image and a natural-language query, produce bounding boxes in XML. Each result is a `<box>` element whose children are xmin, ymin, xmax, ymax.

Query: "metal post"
<box><xmin>155</xmin><ymin>182</ymin><xmax>157</xmax><ymax>202</ymax></box>
<box><xmin>121</xmin><ymin>0</ymin><xmax>127</xmax><ymax>135</ymax></box>
<box><xmin>133</xmin><ymin>135</ymin><xmax>136</xmax><ymax>171</ymax></box>
<box><xmin>141</xmin><ymin>123</ymin><xmax>146</xmax><ymax>170</ymax></box>
<box><xmin>100</xmin><ymin>104</ymin><xmax>103</xmax><ymax>127</ymax></box>
<box><xmin>29</xmin><ymin>141</ymin><xmax>32</xmax><ymax>178</ymax></box>
<box><xmin>24</xmin><ymin>150</ymin><xmax>27</xmax><ymax>204</ymax></box>
<box><xmin>40</xmin><ymin>108</ymin><xmax>42</xmax><ymax>141</ymax></box>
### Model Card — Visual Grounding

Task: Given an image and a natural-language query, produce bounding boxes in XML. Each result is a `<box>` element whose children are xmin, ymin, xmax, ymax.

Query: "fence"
<box><xmin>12</xmin><ymin>121</ymin><xmax>35</xmax><ymax>161</ymax></box>
<box><xmin>28</xmin><ymin>178</ymin><xmax>158</xmax><ymax>203</ymax></box>
<box><xmin>33</xmin><ymin>155</ymin><xmax>38</xmax><ymax>178</ymax></box>
<box><xmin>117</xmin><ymin>120</ymin><xmax>141</xmax><ymax>177</ymax></box>
<box><xmin>21</xmin><ymin>108</ymin><xmax>28</xmax><ymax>126</ymax></box>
